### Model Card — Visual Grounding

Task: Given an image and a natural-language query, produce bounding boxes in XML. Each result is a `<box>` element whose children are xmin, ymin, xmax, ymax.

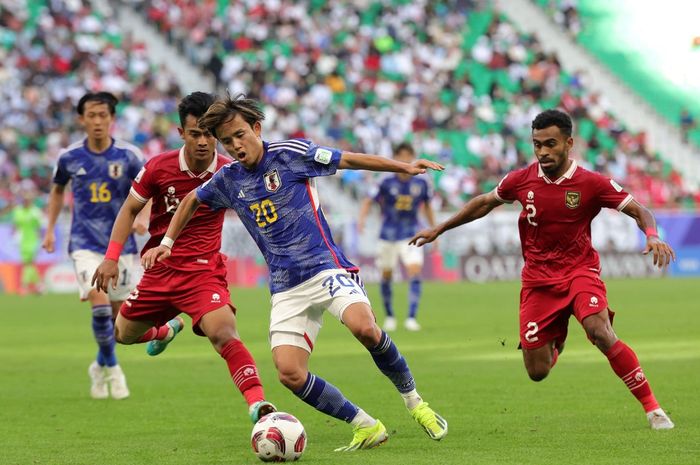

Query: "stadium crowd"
<box><xmin>0</xmin><ymin>0</ymin><xmax>697</xmax><ymax>218</ymax></box>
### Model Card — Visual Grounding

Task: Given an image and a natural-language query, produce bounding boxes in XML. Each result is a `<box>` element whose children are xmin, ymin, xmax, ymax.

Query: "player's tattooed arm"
<box><xmin>339</xmin><ymin>152</ymin><xmax>444</xmax><ymax>175</ymax></box>
<box><xmin>409</xmin><ymin>191</ymin><xmax>503</xmax><ymax>247</ymax></box>
<box><xmin>621</xmin><ymin>200</ymin><xmax>676</xmax><ymax>269</ymax></box>
<box><xmin>42</xmin><ymin>183</ymin><xmax>66</xmax><ymax>253</ymax></box>
<box><xmin>141</xmin><ymin>190</ymin><xmax>201</xmax><ymax>270</ymax></box>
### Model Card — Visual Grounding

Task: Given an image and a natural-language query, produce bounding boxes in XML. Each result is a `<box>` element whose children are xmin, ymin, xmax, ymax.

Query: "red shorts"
<box><xmin>519</xmin><ymin>274</ymin><xmax>614</xmax><ymax>350</ymax></box>
<box><xmin>120</xmin><ymin>259</ymin><xmax>234</xmax><ymax>336</ymax></box>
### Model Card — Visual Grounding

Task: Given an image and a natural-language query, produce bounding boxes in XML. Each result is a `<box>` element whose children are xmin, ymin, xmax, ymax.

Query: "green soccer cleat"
<box><xmin>410</xmin><ymin>402</ymin><xmax>448</xmax><ymax>440</ymax></box>
<box><xmin>249</xmin><ymin>401</ymin><xmax>277</xmax><ymax>424</ymax></box>
<box><xmin>334</xmin><ymin>420</ymin><xmax>388</xmax><ymax>452</ymax></box>
<box><xmin>146</xmin><ymin>316</ymin><xmax>184</xmax><ymax>356</ymax></box>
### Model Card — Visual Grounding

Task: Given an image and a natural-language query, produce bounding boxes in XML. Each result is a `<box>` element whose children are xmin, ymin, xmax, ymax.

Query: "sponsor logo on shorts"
<box><xmin>211</xmin><ymin>292</ymin><xmax>221</xmax><ymax>303</ymax></box>
<box><xmin>589</xmin><ymin>296</ymin><xmax>599</xmax><ymax>307</ymax></box>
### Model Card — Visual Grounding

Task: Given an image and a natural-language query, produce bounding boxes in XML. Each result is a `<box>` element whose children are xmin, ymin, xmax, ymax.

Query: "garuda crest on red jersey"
<box><xmin>565</xmin><ymin>191</ymin><xmax>581</xmax><ymax>209</ymax></box>
<box><xmin>264</xmin><ymin>169</ymin><xmax>281</xmax><ymax>192</ymax></box>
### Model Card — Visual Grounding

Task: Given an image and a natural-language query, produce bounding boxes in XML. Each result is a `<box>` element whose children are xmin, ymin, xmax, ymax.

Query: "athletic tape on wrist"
<box><xmin>160</xmin><ymin>236</ymin><xmax>175</xmax><ymax>249</ymax></box>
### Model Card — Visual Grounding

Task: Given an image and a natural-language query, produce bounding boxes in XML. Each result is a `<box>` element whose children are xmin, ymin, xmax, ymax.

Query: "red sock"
<box><xmin>137</xmin><ymin>324</ymin><xmax>171</xmax><ymax>343</ymax></box>
<box><xmin>605</xmin><ymin>340</ymin><xmax>659</xmax><ymax>413</ymax></box>
<box><xmin>220</xmin><ymin>339</ymin><xmax>265</xmax><ymax>406</ymax></box>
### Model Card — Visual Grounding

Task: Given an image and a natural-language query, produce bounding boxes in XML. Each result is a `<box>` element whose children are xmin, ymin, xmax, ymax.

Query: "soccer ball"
<box><xmin>251</xmin><ymin>412</ymin><xmax>307</xmax><ymax>462</ymax></box>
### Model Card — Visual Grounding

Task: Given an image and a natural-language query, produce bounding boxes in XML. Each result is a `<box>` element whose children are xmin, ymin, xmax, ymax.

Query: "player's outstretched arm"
<box><xmin>42</xmin><ymin>184</ymin><xmax>66</xmax><ymax>253</ymax></box>
<box><xmin>141</xmin><ymin>190</ymin><xmax>201</xmax><ymax>270</ymax></box>
<box><xmin>409</xmin><ymin>191</ymin><xmax>503</xmax><ymax>247</ymax></box>
<box><xmin>338</xmin><ymin>152</ymin><xmax>444</xmax><ymax>175</ymax></box>
<box><xmin>92</xmin><ymin>194</ymin><xmax>148</xmax><ymax>292</ymax></box>
<box><xmin>621</xmin><ymin>200</ymin><xmax>676</xmax><ymax>269</ymax></box>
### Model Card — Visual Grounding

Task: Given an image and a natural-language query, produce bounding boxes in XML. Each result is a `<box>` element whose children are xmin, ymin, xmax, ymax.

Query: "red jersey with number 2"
<box><xmin>129</xmin><ymin>147</ymin><xmax>231</xmax><ymax>271</ymax></box>
<box><xmin>494</xmin><ymin>160</ymin><xmax>633</xmax><ymax>288</ymax></box>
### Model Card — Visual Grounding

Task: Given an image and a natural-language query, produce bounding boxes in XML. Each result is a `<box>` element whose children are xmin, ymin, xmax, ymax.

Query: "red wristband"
<box><xmin>105</xmin><ymin>240</ymin><xmax>124</xmax><ymax>261</ymax></box>
<box><xmin>645</xmin><ymin>227</ymin><xmax>659</xmax><ymax>238</ymax></box>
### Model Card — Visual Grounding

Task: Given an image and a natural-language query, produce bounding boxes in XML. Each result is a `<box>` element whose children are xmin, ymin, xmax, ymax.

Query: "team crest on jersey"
<box><xmin>410</xmin><ymin>183</ymin><xmax>422</xmax><ymax>196</ymax></box>
<box><xmin>565</xmin><ymin>191</ymin><xmax>581</xmax><ymax>209</ymax></box>
<box><xmin>108</xmin><ymin>162</ymin><xmax>124</xmax><ymax>179</ymax></box>
<box><xmin>264</xmin><ymin>170</ymin><xmax>281</xmax><ymax>192</ymax></box>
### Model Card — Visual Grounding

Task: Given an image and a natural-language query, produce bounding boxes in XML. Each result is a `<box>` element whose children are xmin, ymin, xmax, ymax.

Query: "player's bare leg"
<box><xmin>273</xmin><ymin>344</ymin><xmax>386</xmax><ymax>451</ymax></box>
<box><xmin>582</xmin><ymin>308</ymin><xmax>674</xmax><ymax>429</ymax></box>
<box><xmin>380</xmin><ymin>269</ymin><xmax>396</xmax><ymax>331</ymax></box>
<box><xmin>522</xmin><ymin>340</ymin><xmax>561</xmax><ymax>382</ymax></box>
<box><xmin>198</xmin><ymin>306</ymin><xmax>274</xmax><ymax>422</ymax></box>
<box><xmin>404</xmin><ymin>263</ymin><xmax>423</xmax><ymax>331</ymax></box>
<box><xmin>342</xmin><ymin>302</ymin><xmax>447</xmax><ymax>440</ymax></box>
<box><xmin>87</xmin><ymin>289</ymin><xmax>128</xmax><ymax>399</ymax></box>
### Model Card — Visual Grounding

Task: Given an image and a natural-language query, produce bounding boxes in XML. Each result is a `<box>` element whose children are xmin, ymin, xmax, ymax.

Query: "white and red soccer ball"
<box><xmin>251</xmin><ymin>412</ymin><xmax>306</xmax><ymax>462</ymax></box>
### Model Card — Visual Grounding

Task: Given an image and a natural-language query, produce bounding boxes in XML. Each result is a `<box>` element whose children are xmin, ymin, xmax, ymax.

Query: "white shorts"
<box><xmin>269</xmin><ymin>269</ymin><xmax>371</xmax><ymax>353</ymax></box>
<box><xmin>70</xmin><ymin>249</ymin><xmax>138</xmax><ymax>301</ymax></box>
<box><xmin>376</xmin><ymin>239</ymin><xmax>424</xmax><ymax>270</ymax></box>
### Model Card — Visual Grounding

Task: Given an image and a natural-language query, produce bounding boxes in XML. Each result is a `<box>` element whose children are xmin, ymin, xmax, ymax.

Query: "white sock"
<box><xmin>350</xmin><ymin>409</ymin><xmax>377</xmax><ymax>428</ymax></box>
<box><xmin>401</xmin><ymin>389</ymin><xmax>423</xmax><ymax>410</ymax></box>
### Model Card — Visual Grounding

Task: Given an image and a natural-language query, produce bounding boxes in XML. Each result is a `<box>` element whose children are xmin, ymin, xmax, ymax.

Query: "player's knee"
<box><xmin>277</xmin><ymin>367</ymin><xmax>306</xmax><ymax>391</ymax></box>
<box><xmin>209</xmin><ymin>329</ymin><xmax>238</xmax><ymax>353</ymax></box>
<box><xmin>114</xmin><ymin>326</ymin><xmax>135</xmax><ymax>345</ymax></box>
<box><xmin>352</xmin><ymin>323</ymin><xmax>381</xmax><ymax>348</ymax></box>
<box><xmin>526</xmin><ymin>365</ymin><xmax>550</xmax><ymax>382</ymax></box>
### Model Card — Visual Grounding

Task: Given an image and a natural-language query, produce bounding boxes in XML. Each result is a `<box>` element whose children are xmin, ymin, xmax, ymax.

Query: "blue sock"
<box><xmin>369</xmin><ymin>331</ymin><xmax>416</xmax><ymax>393</ymax></box>
<box><xmin>408</xmin><ymin>278</ymin><xmax>422</xmax><ymax>319</ymax></box>
<box><xmin>92</xmin><ymin>304</ymin><xmax>117</xmax><ymax>367</ymax></box>
<box><xmin>96</xmin><ymin>351</ymin><xmax>106</xmax><ymax>367</ymax></box>
<box><xmin>380</xmin><ymin>278</ymin><xmax>394</xmax><ymax>317</ymax></box>
<box><xmin>294</xmin><ymin>373</ymin><xmax>359</xmax><ymax>423</ymax></box>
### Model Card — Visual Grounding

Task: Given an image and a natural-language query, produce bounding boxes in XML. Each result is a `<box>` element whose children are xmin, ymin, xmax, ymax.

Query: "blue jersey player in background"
<box><xmin>357</xmin><ymin>142</ymin><xmax>437</xmax><ymax>332</ymax></box>
<box><xmin>42</xmin><ymin>92</ymin><xmax>148</xmax><ymax>400</ymax></box>
<box><xmin>143</xmin><ymin>95</ymin><xmax>448</xmax><ymax>452</ymax></box>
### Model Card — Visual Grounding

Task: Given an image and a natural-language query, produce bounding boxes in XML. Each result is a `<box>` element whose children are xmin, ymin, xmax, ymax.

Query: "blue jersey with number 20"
<box><xmin>197</xmin><ymin>139</ymin><xmax>357</xmax><ymax>294</ymax></box>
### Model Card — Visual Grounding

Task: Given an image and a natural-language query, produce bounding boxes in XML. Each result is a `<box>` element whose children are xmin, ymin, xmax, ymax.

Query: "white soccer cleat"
<box><xmin>383</xmin><ymin>317</ymin><xmax>397</xmax><ymax>332</ymax></box>
<box><xmin>647</xmin><ymin>408</ymin><xmax>674</xmax><ymax>430</ymax></box>
<box><xmin>88</xmin><ymin>361</ymin><xmax>108</xmax><ymax>399</ymax></box>
<box><xmin>404</xmin><ymin>318</ymin><xmax>421</xmax><ymax>331</ymax></box>
<box><xmin>106</xmin><ymin>365</ymin><xmax>130</xmax><ymax>400</ymax></box>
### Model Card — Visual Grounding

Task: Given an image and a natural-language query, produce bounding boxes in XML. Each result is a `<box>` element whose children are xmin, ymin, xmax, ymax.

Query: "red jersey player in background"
<box><xmin>91</xmin><ymin>92</ymin><xmax>275</xmax><ymax>423</ymax></box>
<box><xmin>410</xmin><ymin>109</ymin><xmax>675</xmax><ymax>430</ymax></box>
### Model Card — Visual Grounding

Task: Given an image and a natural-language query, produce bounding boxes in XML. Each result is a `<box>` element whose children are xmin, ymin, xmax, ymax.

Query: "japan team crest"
<box><xmin>565</xmin><ymin>191</ymin><xmax>581</xmax><ymax>209</ymax></box>
<box><xmin>108</xmin><ymin>162</ymin><xmax>124</xmax><ymax>179</ymax></box>
<box><xmin>264</xmin><ymin>169</ymin><xmax>281</xmax><ymax>192</ymax></box>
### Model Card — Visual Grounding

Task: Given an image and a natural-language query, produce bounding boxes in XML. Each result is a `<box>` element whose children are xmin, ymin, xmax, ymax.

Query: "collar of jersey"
<box><xmin>178</xmin><ymin>146</ymin><xmax>217</xmax><ymax>178</ymax></box>
<box><xmin>538</xmin><ymin>159</ymin><xmax>577</xmax><ymax>185</ymax></box>
<box><xmin>82</xmin><ymin>137</ymin><xmax>115</xmax><ymax>156</ymax></box>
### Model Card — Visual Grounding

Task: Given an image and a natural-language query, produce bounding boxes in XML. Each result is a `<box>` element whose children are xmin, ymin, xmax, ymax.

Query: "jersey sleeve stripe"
<box><xmin>492</xmin><ymin>188</ymin><xmax>512</xmax><ymax>204</ymax></box>
<box><xmin>129</xmin><ymin>187</ymin><xmax>149</xmax><ymax>203</ymax></box>
<box><xmin>267</xmin><ymin>145</ymin><xmax>306</xmax><ymax>155</ymax></box>
<box><xmin>269</xmin><ymin>139</ymin><xmax>309</xmax><ymax>150</ymax></box>
<box><xmin>616</xmin><ymin>194</ymin><xmax>634</xmax><ymax>211</ymax></box>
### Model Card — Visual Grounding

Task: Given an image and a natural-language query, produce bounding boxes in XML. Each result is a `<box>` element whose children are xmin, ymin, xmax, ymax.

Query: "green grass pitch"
<box><xmin>1</xmin><ymin>278</ymin><xmax>699</xmax><ymax>465</ymax></box>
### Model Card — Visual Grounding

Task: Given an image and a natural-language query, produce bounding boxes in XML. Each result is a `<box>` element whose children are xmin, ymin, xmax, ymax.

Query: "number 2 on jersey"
<box><xmin>250</xmin><ymin>199</ymin><xmax>278</xmax><ymax>227</ymax></box>
<box><xmin>89</xmin><ymin>182</ymin><xmax>112</xmax><ymax>203</ymax></box>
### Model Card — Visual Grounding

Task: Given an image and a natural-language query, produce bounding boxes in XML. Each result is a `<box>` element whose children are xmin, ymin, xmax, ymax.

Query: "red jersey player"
<box><xmin>91</xmin><ymin>92</ymin><xmax>275</xmax><ymax>422</ymax></box>
<box><xmin>410</xmin><ymin>109</ymin><xmax>675</xmax><ymax>430</ymax></box>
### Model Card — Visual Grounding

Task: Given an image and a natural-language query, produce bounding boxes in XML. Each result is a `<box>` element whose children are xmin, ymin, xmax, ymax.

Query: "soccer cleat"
<box><xmin>647</xmin><ymin>408</ymin><xmax>674</xmax><ymax>430</ymax></box>
<box><xmin>410</xmin><ymin>402</ymin><xmax>448</xmax><ymax>440</ymax></box>
<box><xmin>334</xmin><ymin>420</ymin><xmax>388</xmax><ymax>452</ymax></box>
<box><xmin>106</xmin><ymin>365</ymin><xmax>130</xmax><ymax>400</ymax></box>
<box><xmin>383</xmin><ymin>317</ymin><xmax>397</xmax><ymax>332</ymax></box>
<box><xmin>249</xmin><ymin>401</ymin><xmax>277</xmax><ymax>424</ymax></box>
<box><xmin>404</xmin><ymin>318</ymin><xmax>421</xmax><ymax>331</ymax></box>
<box><xmin>88</xmin><ymin>361</ymin><xmax>108</xmax><ymax>399</ymax></box>
<box><xmin>146</xmin><ymin>316</ymin><xmax>185</xmax><ymax>356</ymax></box>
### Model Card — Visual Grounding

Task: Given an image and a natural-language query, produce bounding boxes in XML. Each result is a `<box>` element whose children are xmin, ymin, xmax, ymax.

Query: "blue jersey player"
<box><xmin>357</xmin><ymin>142</ymin><xmax>437</xmax><ymax>332</ymax></box>
<box><xmin>42</xmin><ymin>92</ymin><xmax>147</xmax><ymax>400</ymax></box>
<box><xmin>142</xmin><ymin>95</ymin><xmax>449</xmax><ymax>451</ymax></box>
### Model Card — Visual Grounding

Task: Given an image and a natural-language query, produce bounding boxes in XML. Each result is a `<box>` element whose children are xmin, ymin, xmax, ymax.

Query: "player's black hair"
<box><xmin>178</xmin><ymin>92</ymin><xmax>217</xmax><ymax>128</ymax></box>
<box><xmin>531</xmin><ymin>109</ymin><xmax>573</xmax><ymax>137</ymax></box>
<box><xmin>198</xmin><ymin>93</ymin><xmax>265</xmax><ymax>139</ymax></box>
<box><xmin>77</xmin><ymin>92</ymin><xmax>119</xmax><ymax>115</ymax></box>
<box><xmin>393</xmin><ymin>142</ymin><xmax>415</xmax><ymax>157</ymax></box>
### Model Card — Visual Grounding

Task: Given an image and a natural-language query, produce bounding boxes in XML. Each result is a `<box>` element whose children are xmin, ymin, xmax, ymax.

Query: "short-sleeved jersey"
<box><xmin>130</xmin><ymin>147</ymin><xmax>231</xmax><ymax>272</ymax></box>
<box><xmin>12</xmin><ymin>205</ymin><xmax>42</xmax><ymax>244</ymax></box>
<box><xmin>196</xmin><ymin>139</ymin><xmax>357</xmax><ymax>294</ymax></box>
<box><xmin>494</xmin><ymin>160</ymin><xmax>633</xmax><ymax>287</ymax></box>
<box><xmin>373</xmin><ymin>175</ymin><xmax>431</xmax><ymax>241</ymax></box>
<box><xmin>53</xmin><ymin>138</ymin><xmax>143</xmax><ymax>254</ymax></box>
